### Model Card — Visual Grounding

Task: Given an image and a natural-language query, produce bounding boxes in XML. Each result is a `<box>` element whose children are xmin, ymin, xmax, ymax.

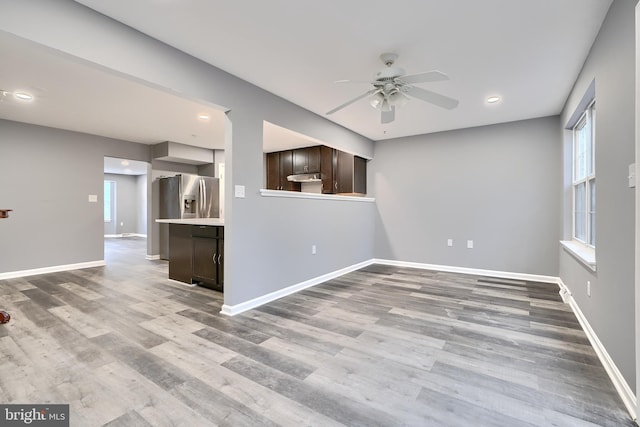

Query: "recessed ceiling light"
<box><xmin>198</xmin><ymin>114</ymin><xmax>210</xmax><ymax>121</ymax></box>
<box><xmin>14</xmin><ymin>92</ymin><xmax>33</xmax><ymax>101</ymax></box>
<box><xmin>487</xmin><ymin>96</ymin><xmax>501</xmax><ymax>104</ymax></box>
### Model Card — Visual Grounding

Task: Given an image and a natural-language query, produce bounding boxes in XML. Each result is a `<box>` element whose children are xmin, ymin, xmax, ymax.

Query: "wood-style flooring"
<box><xmin>0</xmin><ymin>237</ymin><xmax>633</xmax><ymax>426</ymax></box>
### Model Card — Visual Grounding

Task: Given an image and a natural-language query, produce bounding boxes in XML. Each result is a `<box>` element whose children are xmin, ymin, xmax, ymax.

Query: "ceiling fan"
<box><xmin>326</xmin><ymin>53</ymin><xmax>459</xmax><ymax>124</ymax></box>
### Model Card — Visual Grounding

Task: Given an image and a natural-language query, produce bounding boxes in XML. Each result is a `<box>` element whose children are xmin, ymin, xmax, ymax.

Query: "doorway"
<box><xmin>103</xmin><ymin>157</ymin><xmax>150</xmax><ymax>260</ymax></box>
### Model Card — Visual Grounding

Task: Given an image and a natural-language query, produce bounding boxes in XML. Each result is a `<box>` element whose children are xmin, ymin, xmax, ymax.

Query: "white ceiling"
<box><xmin>0</xmin><ymin>1</ymin><xmax>612</xmax><ymax>151</ymax></box>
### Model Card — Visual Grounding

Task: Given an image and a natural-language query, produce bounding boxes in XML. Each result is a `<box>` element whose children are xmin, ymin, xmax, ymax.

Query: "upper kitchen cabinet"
<box><xmin>267</xmin><ymin>145</ymin><xmax>366</xmax><ymax>196</ymax></box>
<box><xmin>325</xmin><ymin>148</ymin><xmax>367</xmax><ymax>195</ymax></box>
<box><xmin>266</xmin><ymin>150</ymin><xmax>301</xmax><ymax>191</ymax></box>
<box><xmin>292</xmin><ymin>146</ymin><xmax>321</xmax><ymax>174</ymax></box>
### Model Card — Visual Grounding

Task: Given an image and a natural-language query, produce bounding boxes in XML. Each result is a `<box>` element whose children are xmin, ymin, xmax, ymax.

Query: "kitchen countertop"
<box><xmin>156</xmin><ymin>218</ymin><xmax>224</xmax><ymax>226</ymax></box>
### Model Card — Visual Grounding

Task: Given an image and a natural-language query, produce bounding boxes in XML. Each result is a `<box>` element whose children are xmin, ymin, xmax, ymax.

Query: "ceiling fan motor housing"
<box><xmin>375</xmin><ymin>66</ymin><xmax>405</xmax><ymax>81</ymax></box>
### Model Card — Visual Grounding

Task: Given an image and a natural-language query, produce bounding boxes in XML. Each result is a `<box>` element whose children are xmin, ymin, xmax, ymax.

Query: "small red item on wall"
<box><xmin>0</xmin><ymin>209</ymin><xmax>12</xmax><ymax>218</ymax></box>
<box><xmin>0</xmin><ymin>311</ymin><xmax>10</xmax><ymax>324</ymax></box>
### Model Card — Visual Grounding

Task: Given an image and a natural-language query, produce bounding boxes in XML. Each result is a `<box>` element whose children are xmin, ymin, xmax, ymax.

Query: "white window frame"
<box><xmin>571</xmin><ymin>99</ymin><xmax>595</xmax><ymax>247</ymax></box>
<box><xmin>104</xmin><ymin>180</ymin><xmax>115</xmax><ymax>223</ymax></box>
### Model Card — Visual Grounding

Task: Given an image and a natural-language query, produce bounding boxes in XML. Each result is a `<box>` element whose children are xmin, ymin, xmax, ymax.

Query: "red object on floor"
<box><xmin>0</xmin><ymin>311</ymin><xmax>10</xmax><ymax>324</ymax></box>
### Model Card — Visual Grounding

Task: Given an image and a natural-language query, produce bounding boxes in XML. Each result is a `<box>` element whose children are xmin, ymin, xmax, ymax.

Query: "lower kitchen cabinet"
<box><xmin>192</xmin><ymin>225</ymin><xmax>224</xmax><ymax>291</ymax></box>
<box><xmin>168</xmin><ymin>224</ymin><xmax>193</xmax><ymax>284</ymax></box>
<box><xmin>168</xmin><ymin>224</ymin><xmax>224</xmax><ymax>291</ymax></box>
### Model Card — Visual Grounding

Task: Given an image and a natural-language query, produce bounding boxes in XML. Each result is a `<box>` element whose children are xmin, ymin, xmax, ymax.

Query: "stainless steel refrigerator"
<box><xmin>158</xmin><ymin>174</ymin><xmax>220</xmax><ymax>259</ymax></box>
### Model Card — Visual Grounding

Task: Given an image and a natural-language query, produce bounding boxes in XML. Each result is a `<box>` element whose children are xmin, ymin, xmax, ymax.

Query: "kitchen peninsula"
<box><xmin>156</xmin><ymin>218</ymin><xmax>224</xmax><ymax>292</ymax></box>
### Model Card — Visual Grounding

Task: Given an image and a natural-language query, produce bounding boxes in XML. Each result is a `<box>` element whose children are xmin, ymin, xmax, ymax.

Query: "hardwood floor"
<box><xmin>0</xmin><ymin>237</ymin><xmax>633</xmax><ymax>426</ymax></box>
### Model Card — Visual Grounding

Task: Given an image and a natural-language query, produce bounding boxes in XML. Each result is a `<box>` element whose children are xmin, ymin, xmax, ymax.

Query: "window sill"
<box><xmin>560</xmin><ymin>240</ymin><xmax>596</xmax><ymax>272</ymax></box>
<box><xmin>260</xmin><ymin>189</ymin><xmax>375</xmax><ymax>202</ymax></box>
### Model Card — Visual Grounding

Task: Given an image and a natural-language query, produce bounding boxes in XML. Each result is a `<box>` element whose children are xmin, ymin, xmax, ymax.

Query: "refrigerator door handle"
<box><xmin>199</xmin><ymin>178</ymin><xmax>205</xmax><ymax>218</ymax></box>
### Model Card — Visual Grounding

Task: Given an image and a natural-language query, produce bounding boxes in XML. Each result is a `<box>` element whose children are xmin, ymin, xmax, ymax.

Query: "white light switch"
<box><xmin>234</xmin><ymin>185</ymin><xmax>245</xmax><ymax>198</ymax></box>
<box><xmin>88</xmin><ymin>194</ymin><xmax>98</xmax><ymax>203</ymax></box>
<box><xmin>629</xmin><ymin>164</ymin><xmax>636</xmax><ymax>188</ymax></box>
<box><xmin>447</xmin><ymin>239</ymin><xmax>453</xmax><ymax>247</ymax></box>
<box><xmin>467</xmin><ymin>240</ymin><xmax>474</xmax><ymax>249</ymax></box>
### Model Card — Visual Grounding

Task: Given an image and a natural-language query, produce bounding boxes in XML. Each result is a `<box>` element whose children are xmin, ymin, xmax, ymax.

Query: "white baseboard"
<box><xmin>557</xmin><ymin>280</ymin><xmax>637</xmax><ymax>420</ymax></box>
<box><xmin>372</xmin><ymin>258</ymin><xmax>562</xmax><ymax>284</ymax></box>
<box><xmin>104</xmin><ymin>233</ymin><xmax>147</xmax><ymax>238</ymax></box>
<box><xmin>0</xmin><ymin>260</ymin><xmax>106</xmax><ymax>280</ymax></box>
<box><xmin>145</xmin><ymin>254</ymin><xmax>161</xmax><ymax>261</ymax></box>
<box><xmin>220</xmin><ymin>259</ymin><xmax>374</xmax><ymax>316</ymax></box>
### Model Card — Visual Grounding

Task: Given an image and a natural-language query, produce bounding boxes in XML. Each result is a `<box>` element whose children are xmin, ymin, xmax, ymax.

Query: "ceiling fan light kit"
<box><xmin>327</xmin><ymin>53</ymin><xmax>459</xmax><ymax>124</ymax></box>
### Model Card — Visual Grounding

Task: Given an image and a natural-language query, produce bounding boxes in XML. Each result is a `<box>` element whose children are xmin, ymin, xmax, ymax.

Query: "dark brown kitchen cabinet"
<box><xmin>266</xmin><ymin>152</ymin><xmax>280</xmax><ymax>190</ymax></box>
<box><xmin>353</xmin><ymin>156</ymin><xmax>367</xmax><ymax>194</ymax></box>
<box><xmin>168</xmin><ymin>224</ymin><xmax>224</xmax><ymax>291</ymax></box>
<box><xmin>192</xmin><ymin>225</ymin><xmax>224</xmax><ymax>291</ymax></box>
<box><xmin>168</xmin><ymin>224</ymin><xmax>193</xmax><ymax>284</ymax></box>
<box><xmin>320</xmin><ymin>146</ymin><xmax>367</xmax><ymax>195</ymax></box>
<box><xmin>269</xmin><ymin>145</ymin><xmax>366</xmax><ymax>195</ymax></box>
<box><xmin>266</xmin><ymin>151</ymin><xmax>300</xmax><ymax>191</ymax></box>
<box><xmin>293</xmin><ymin>146</ymin><xmax>321</xmax><ymax>174</ymax></box>
<box><xmin>320</xmin><ymin>145</ymin><xmax>336</xmax><ymax>194</ymax></box>
<box><xmin>336</xmin><ymin>150</ymin><xmax>354</xmax><ymax>193</ymax></box>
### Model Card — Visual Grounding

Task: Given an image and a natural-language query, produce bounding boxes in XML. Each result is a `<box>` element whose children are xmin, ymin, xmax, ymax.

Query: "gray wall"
<box><xmin>559</xmin><ymin>0</ymin><xmax>637</xmax><ymax>391</ymax></box>
<box><xmin>370</xmin><ymin>116</ymin><xmax>562</xmax><ymax>276</ymax></box>
<box><xmin>0</xmin><ymin>0</ymin><xmax>375</xmax><ymax>307</ymax></box>
<box><xmin>0</xmin><ymin>119</ymin><xmax>150</xmax><ymax>273</ymax></box>
<box><xmin>103</xmin><ymin>173</ymin><xmax>145</xmax><ymax>236</ymax></box>
<box><xmin>136</xmin><ymin>174</ymin><xmax>147</xmax><ymax>235</ymax></box>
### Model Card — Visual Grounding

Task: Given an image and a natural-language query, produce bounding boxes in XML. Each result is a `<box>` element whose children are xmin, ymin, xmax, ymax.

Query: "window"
<box><xmin>572</xmin><ymin>100</ymin><xmax>595</xmax><ymax>246</ymax></box>
<box><xmin>104</xmin><ymin>180</ymin><xmax>115</xmax><ymax>222</ymax></box>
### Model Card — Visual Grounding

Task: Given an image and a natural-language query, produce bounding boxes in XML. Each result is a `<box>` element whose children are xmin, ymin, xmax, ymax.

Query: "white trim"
<box><xmin>145</xmin><ymin>254</ymin><xmax>161</xmax><ymax>261</ymax></box>
<box><xmin>220</xmin><ymin>259</ymin><xmax>374</xmax><ymax>316</ymax></box>
<box><xmin>372</xmin><ymin>258</ymin><xmax>561</xmax><ymax>284</ymax></box>
<box><xmin>0</xmin><ymin>260</ymin><xmax>106</xmax><ymax>280</ymax></box>
<box><xmin>558</xmin><ymin>279</ymin><xmax>637</xmax><ymax>420</ymax></box>
<box><xmin>104</xmin><ymin>233</ymin><xmax>148</xmax><ymax>238</ymax></box>
<box><xmin>168</xmin><ymin>278</ymin><xmax>197</xmax><ymax>288</ymax></box>
<box><xmin>260</xmin><ymin>188</ymin><xmax>375</xmax><ymax>203</ymax></box>
<box><xmin>560</xmin><ymin>240</ymin><xmax>596</xmax><ymax>271</ymax></box>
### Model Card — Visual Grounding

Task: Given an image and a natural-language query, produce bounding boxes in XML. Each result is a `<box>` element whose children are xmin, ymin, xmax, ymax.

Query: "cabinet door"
<box><xmin>307</xmin><ymin>146</ymin><xmax>321</xmax><ymax>173</ymax></box>
<box><xmin>353</xmin><ymin>156</ymin><xmax>367</xmax><ymax>194</ymax></box>
<box><xmin>217</xmin><ymin>229</ymin><xmax>224</xmax><ymax>289</ymax></box>
<box><xmin>293</xmin><ymin>146</ymin><xmax>321</xmax><ymax>174</ymax></box>
<box><xmin>336</xmin><ymin>150</ymin><xmax>354</xmax><ymax>193</ymax></box>
<box><xmin>280</xmin><ymin>150</ymin><xmax>301</xmax><ymax>191</ymax></box>
<box><xmin>192</xmin><ymin>236</ymin><xmax>217</xmax><ymax>283</ymax></box>
<box><xmin>292</xmin><ymin>149</ymin><xmax>307</xmax><ymax>174</ymax></box>
<box><xmin>320</xmin><ymin>146</ymin><xmax>336</xmax><ymax>193</ymax></box>
<box><xmin>266</xmin><ymin>152</ymin><xmax>280</xmax><ymax>190</ymax></box>
<box><xmin>169</xmin><ymin>224</ymin><xmax>193</xmax><ymax>284</ymax></box>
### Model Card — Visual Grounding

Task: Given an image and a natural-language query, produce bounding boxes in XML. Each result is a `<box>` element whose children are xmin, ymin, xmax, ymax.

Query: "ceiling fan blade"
<box><xmin>326</xmin><ymin>89</ymin><xmax>378</xmax><ymax>115</ymax></box>
<box><xmin>381</xmin><ymin>106</ymin><xmax>395</xmax><ymax>124</ymax></box>
<box><xmin>399</xmin><ymin>70</ymin><xmax>449</xmax><ymax>84</ymax></box>
<box><xmin>335</xmin><ymin>79</ymin><xmax>375</xmax><ymax>84</ymax></box>
<box><xmin>404</xmin><ymin>85</ymin><xmax>459</xmax><ymax>110</ymax></box>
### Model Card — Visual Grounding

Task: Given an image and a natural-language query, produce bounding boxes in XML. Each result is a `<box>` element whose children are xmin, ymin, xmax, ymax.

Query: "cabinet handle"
<box><xmin>217</xmin><ymin>254</ymin><xmax>222</xmax><ymax>264</ymax></box>
<box><xmin>212</xmin><ymin>252</ymin><xmax>217</xmax><ymax>264</ymax></box>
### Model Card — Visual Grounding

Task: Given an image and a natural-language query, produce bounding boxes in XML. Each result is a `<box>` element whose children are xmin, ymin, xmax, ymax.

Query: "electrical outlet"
<box><xmin>311</xmin><ymin>245</ymin><xmax>317</xmax><ymax>255</ymax></box>
<box><xmin>587</xmin><ymin>281</ymin><xmax>591</xmax><ymax>297</ymax></box>
<box><xmin>447</xmin><ymin>239</ymin><xmax>453</xmax><ymax>247</ymax></box>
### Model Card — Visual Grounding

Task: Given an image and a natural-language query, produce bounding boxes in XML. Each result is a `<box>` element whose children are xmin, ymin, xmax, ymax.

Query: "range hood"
<box><xmin>287</xmin><ymin>173</ymin><xmax>321</xmax><ymax>183</ymax></box>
